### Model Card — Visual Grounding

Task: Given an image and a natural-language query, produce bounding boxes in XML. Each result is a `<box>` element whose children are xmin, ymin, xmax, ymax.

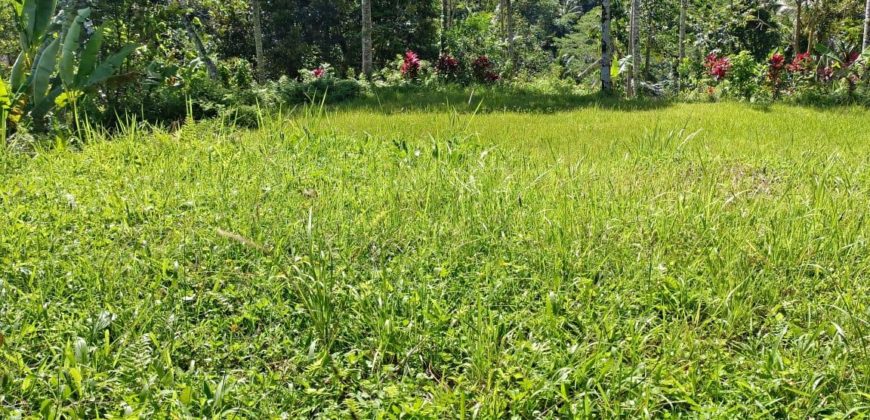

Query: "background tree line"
<box><xmin>4</xmin><ymin>1</ymin><xmax>861</xmax><ymax>80</ymax></box>
<box><xmin>1</xmin><ymin>0</ymin><xmax>869</xmax><ymax>139</ymax></box>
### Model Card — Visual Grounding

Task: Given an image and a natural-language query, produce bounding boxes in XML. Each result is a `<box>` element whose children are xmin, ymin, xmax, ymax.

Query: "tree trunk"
<box><xmin>600</xmin><ymin>0</ymin><xmax>613</xmax><ymax>94</ymax></box>
<box><xmin>251</xmin><ymin>0</ymin><xmax>265</xmax><ymax>83</ymax></box>
<box><xmin>361</xmin><ymin>0</ymin><xmax>373</xmax><ymax>76</ymax></box>
<box><xmin>794</xmin><ymin>0</ymin><xmax>802</xmax><ymax>55</ymax></box>
<box><xmin>628</xmin><ymin>0</ymin><xmax>639</xmax><ymax>96</ymax></box>
<box><xmin>183</xmin><ymin>14</ymin><xmax>220</xmax><ymax>80</ymax></box>
<box><xmin>806</xmin><ymin>27</ymin><xmax>813</xmax><ymax>55</ymax></box>
<box><xmin>679</xmin><ymin>0</ymin><xmax>686</xmax><ymax>61</ymax></box>
<box><xmin>677</xmin><ymin>0</ymin><xmax>686</xmax><ymax>91</ymax></box>
<box><xmin>644</xmin><ymin>7</ymin><xmax>652</xmax><ymax>80</ymax></box>
<box><xmin>441</xmin><ymin>0</ymin><xmax>449</xmax><ymax>52</ymax></box>
<box><xmin>502</xmin><ymin>0</ymin><xmax>515</xmax><ymax>73</ymax></box>
<box><xmin>863</xmin><ymin>0</ymin><xmax>869</xmax><ymax>52</ymax></box>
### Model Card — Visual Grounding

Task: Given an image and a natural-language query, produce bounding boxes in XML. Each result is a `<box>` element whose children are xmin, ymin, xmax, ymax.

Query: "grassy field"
<box><xmin>1</xmin><ymin>94</ymin><xmax>870</xmax><ymax>417</ymax></box>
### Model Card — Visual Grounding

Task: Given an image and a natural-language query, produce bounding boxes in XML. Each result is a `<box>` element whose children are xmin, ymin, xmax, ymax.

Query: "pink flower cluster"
<box><xmin>787</xmin><ymin>53</ymin><xmax>812</xmax><ymax>73</ymax></box>
<box><xmin>400</xmin><ymin>50</ymin><xmax>421</xmax><ymax>79</ymax></box>
<box><xmin>767</xmin><ymin>53</ymin><xmax>785</xmax><ymax>83</ymax></box>
<box><xmin>704</xmin><ymin>53</ymin><xmax>731</xmax><ymax>81</ymax></box>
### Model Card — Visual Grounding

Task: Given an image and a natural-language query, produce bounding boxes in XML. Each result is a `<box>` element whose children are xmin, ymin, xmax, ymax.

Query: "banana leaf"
<box><xmin>60</xmin><ymin>8</ymin><xmax>91</xmax><ymax>87</ymax></box>
<box><xmin>75</xmin><ymin>28</ymin><xmax>103</xmax><ymax>87</ymax></box>
<box><xmin>85</xmin><ymin>44</ymin><xmax>135</xmax><ymax>88</ymax></box>
<box><xmin>31</xmin><ymin>36</ymin><xmax>60</xmax><ymax>106</ymax></box>
<box><xmin>18</xmin><ymin>0</ymin><xmax>57</xmax><ymax>47</ymax></box>
<box><xmin>10</xmin><ymin>51</ymin><xmax>27</xmax><ymax>92</ymax></box>
<box><xmin>20</xmin><ymin>0</ymin><xmax>37</xmax><ymax>46</ymax></box>
<box><xmin>32</xmin><ymin>0</ymin><xmax>58</xmax><ymax>44</ymax></box>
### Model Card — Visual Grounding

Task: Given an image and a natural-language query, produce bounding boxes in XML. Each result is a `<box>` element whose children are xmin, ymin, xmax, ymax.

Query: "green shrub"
<box><xmin>219</xmin><ymin>58</ymin><xmax>255</xmax><ymax>89</ymax></box>
<box><xmin>3</xmin><ymin>5</ymin><xmax>135</xmax><ymax>134</ymax></box>
<box><xmin>275</xmin><ymin>76</ymin><xmax>362</xmax><ymax>105</ymax></box>
<box><xmin>221</xmin><ymin>105</ymin><xmax>261</xmax><ymax>129</ymax></box>
<box><xmin>723</xmin><ymin>51</ymin><xmax>762</xmax><ymax>100</ymax></box>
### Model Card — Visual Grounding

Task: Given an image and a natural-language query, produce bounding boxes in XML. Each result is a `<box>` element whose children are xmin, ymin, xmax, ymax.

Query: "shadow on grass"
<box><xmin>335</xmin><ymin>85</ymin><xmax>675</xmax><ymax>114</ymax></box>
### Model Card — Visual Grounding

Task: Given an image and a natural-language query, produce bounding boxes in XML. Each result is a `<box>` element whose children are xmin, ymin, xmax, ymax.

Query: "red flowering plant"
<box><xmin>787</xmin><ymin>53</ymin><xmax>812</xmax><ymax>73</ymax></box>
<box><xmin>301</xmin><ymin>63</ymin><xmax>333</xmax><ymax>83</ymax></box>
<box><xmin>400</xmin><ymin>50</ymin><xmax>421</xmax><ymax>80</ymax></box>
<box><xmin>704</xmin><ymin>52</ymin><xmax>732</xmax><ymax>82</ymax></box>
<box><xmin>768</xmin><ymin>53</ymin><xmax>785</xmax><ymax>75</ymax></box>
<box><xmin>472</xmin><ymin>56</ymin><xmax>499</xmax><ymax>84</ymax></box>
<box><xmin>435</xmin><ymin>54</ymin><xmax>461</xmax><ymax>81</ymax></box>
<box><xmin>785</xmin><ymin>52</ymin><xmax>815</xmax><ymax>92</ymax></box>
<box><xmin>767</xmin><ymin>52</ymin><xmax>786</xmax><ymax>97</ymax></box>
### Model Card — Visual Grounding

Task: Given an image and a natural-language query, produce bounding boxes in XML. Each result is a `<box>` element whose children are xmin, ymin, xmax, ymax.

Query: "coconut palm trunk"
<box><xmin>628</xmin><ymin>0</ymin><xmax>639</xmax><ymax>97</ymax></box>
<box><xmin>863</xmin><ymin>0</ymin><xmax>869</xmax><ymax>51</ymax></box>
<box><xmin>441</xmin><ymin>0</ymin><xmax>450</xmax><ymax>52</ymax></box>
<box><xmin>677</xmin><ymin>0</ymin><xmax>686</xmax><ymax>91</ymax></box>
<box><xmin>794</xmin><ymin>0</ymin><xmax>803</xmax><ymax>54</ymax></box>
<box><xmin>679</xmin><ymin>0</ymin><xmax>686</xmax><ymax>61</ymax></box>
<box><xmin>361</xmin><ymin>0</ymin><xmax>373</xmax><ymax>76</ymax></box>
<box><xmin>501</xmin><ymin>0</ymin><xmax>516</xmax><ymax>74</ymax></box>
<box><xmin>644</xmin><ymin>6</ymin><xmax>653</xmax><ymax>79</ymax></box>
<box><xmin>601</xmin><ymin>0</ymin><xmax>613</xmax><ymax>93</ymax></box>
<box><xmin>251</xmin><ymin>0</ymin><xmax>265</xmax><ymax>83</ymax></box>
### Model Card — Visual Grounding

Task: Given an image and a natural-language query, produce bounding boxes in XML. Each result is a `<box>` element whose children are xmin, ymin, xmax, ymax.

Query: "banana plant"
<box><xmin>4</xmin><ymin>1</ymin><xmax>136</xmax><ymax>133</ymax></box>
<box><xmin>8</xmin><ymin>0</ymin><xmax>57</xmax><ymax>93</ymax></box>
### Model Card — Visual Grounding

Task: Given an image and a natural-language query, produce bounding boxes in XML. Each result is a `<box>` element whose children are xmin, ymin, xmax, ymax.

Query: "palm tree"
<box><xmin>778</xmin><ymin>0</ymin><xmax>804</xmax><ymax>54</ymax></box>
<box><xmin>601</xmin><ymin>0</ymin><xmax>613</xmax><ymax>93</ymax></box>
<box><xmin>778</xmin><ymin>0</ymin><xmax>820</xmax><ymax>54</ymax></box>
<box><xmin>558</xmin><ymin>0</ymin><xmax>585</xmax><ymax>17</ymax></box>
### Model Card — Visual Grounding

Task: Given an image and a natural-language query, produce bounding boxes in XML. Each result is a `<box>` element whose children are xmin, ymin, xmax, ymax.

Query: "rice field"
<box><xmin>1</xmin><ymin>95</ymin><xmax>869</xmax><ymax>417</ymax></box>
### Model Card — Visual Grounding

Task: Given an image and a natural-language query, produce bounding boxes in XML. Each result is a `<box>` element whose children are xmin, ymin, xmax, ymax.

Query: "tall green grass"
<box><xmin>1</xmin><ymin>100</ymin><xmax>869</xmax><ymax>417</ymax></box>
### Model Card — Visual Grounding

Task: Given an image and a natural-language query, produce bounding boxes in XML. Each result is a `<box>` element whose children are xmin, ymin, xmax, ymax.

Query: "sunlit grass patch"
<box><xmin>1</xmin><ymin>100</ymin><xmax>869</xmax><ymax>417</ymax></box>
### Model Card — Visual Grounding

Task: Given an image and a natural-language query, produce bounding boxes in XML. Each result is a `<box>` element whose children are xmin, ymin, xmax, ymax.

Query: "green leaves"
<box><xmin>2</xmin><ymin>2</ymin><xmax>136</xmax><ymax>132</ymax></box>
<box><xmin>10</xmin><ymin>52</ymin><xmax>27</xmax><ymax>92</ymax></box>
<box><xmin>31</xmin><ymin>0</ymin><xmax>57</xmax><ymax>43</ymax></box>
<box><xmin>0</xmin><ymin>78</ymin><xmax>8</xmax><ymax>144</ymax></box>
<box><xmin>85</xmin><ymin>44</ymin><xmax>136</xmax><ymax>88</ymax></box>
<box><xmin>19</xmin><ymin>0</ymin><xmax>37</xmax><ymax>45</ymax></box>
<box><xmin>60</xmin><ymin>8</ymin><xmax>91</xmax><ymax>87</ymax></box>
<box><xmin>74</xmin><ymin>28</ymin><xmax>103</xmax><ymax>87</ymax></box>
<box><xmin>7</xmin><ymin>0</ymin><xmax>23</xmax><ymax>16</ymax></box>
<box><xmin>17</xmin><ymin>0</ymin><xmax>58</xmax><ymax>48</ymax></box>
<box><xmin>0</xmin><ymin>78</ymin><xmax>10</xmax><ymax>110</ymax></box>
<box><xmin>31</xmin><ymin>35</ymin><xmax>59</xmax><ymax>107</ymax></box>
